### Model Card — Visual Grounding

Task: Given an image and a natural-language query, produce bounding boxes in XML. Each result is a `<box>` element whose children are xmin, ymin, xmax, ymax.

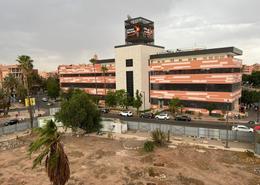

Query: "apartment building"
<box><xmin>149</xmin><ymin>47</ymin><xmax>242</xmax><ymax>113</ymax></box>
<box><xmin>0</xmin><ymin>64</ymin><xmax>23</xmax><ymax>86</ymax></box>
<box><xmin>58</xmin><ymin>16</ymin><xmax>242</xmax><ymax>114</ymax></box>
<box><xmin>58</xmin><ymin>59</ymin><xmax>116</xmax><ymax>99</ymax></box>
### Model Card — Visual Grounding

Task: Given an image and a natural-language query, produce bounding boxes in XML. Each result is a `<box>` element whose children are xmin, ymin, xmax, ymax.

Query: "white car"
<box><xmin>232</xmin><ymin>125</ymin><xmax>254</xmax><ymax>132</ymax></box>
<box><xmin>155</xmin><ymin>113</ymin><xmax>170</xmax><ymax>120</ymax></box>
<box><xmin>42</xmin><ymin>97</ymin><xmax>48</xmax><ymax>102</ymax></box>
<box><xmin>119</xmin><ymin>111</ymin><xmax>133</xmax><ymax>117</ymax></box>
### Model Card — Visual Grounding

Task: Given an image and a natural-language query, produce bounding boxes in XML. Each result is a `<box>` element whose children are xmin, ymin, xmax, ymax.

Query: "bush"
<box><xmin>151</xmin><ymin>129</ymin><xmax>166</xmax><ymax>146</ymax></box>
<box><xmin>143</xmin><ymin>141</ymin><xmax>155</xmax><ymax>152</ymax></box>
<box><xmin>245</xmin><ymin>150</ymin><xmax>255</xmax><ymax>158</ymax></box>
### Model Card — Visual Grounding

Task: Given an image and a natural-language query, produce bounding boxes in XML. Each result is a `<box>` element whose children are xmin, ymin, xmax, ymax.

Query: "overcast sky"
<box><xmin>0</xmin><ymin>0</ymin><xmax>259</xmax><ymax>71</ymax></box>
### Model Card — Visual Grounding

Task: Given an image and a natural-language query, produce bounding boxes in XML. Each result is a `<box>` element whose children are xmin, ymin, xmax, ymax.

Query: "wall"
<box><xmin>115</xmin><ymin>44</ymin><xmax>164</xmax><ymax>109</ymax></box>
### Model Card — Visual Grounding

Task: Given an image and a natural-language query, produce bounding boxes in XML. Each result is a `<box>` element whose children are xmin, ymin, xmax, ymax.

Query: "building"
<box><xmin>58</xmin><ymin>16</ymin><xmax>242</xmax><ymax>114</ymax></box>
<box><xmin>39</xmin><ymin>70</ymin><xmax>58</xmax><ymax>79</ymax></box>
<box><xmin>0</xmin><ymin>64</ymin><xmax>23</xmax><ymax>86</ymax></box>
<box><xmin>242</xmin><ymin>65</ymin><xmax>254</xmax><ymax>75</ymax></box>
<box><xmin>253</xmin><ymin>63</ymin><xmax>260</xmax><ymax>72</ymax></box>
<box><xmin>58</xmin><ymin>59</ymin><xmax>116</xmax><ymax>99</ymax></box>
<box><xmin>149</xmin><ymin>47</ymin><xmax>242</xmax><ymax>114</ymax></box>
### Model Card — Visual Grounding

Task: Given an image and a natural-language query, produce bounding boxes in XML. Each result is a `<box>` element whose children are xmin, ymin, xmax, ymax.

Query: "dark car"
<box><xmin>100</xmin><ymin>108</ymin><xmax>110</xmax><ymax>114</ymax></box>
<box><xmin>248</xmin><ymin>120</ymin><xmax>259</xmax><ymax>125</ymax></box>
<box><xmin>4</xmin><ymin>119</ymin><xmax>19</xmax><ymax>126</ymax></box>
<box><xmin>140</xmin><ymin>112</ymin><xmax>155</xmax><ymax>119</ymax></box>
<box><xmin>175</xmin><ymin>115</ymin><xmax>191</xmax><ymax>121</ymax></box>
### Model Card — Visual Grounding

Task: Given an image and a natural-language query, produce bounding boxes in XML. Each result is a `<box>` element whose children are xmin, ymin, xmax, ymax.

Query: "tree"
<box><xmin>56</xmin><ymin>91</ymin><xmax>102</xmax><ymax>133</ymax></box>
<box><xmin>28</xmin><ymin>120</ymin><xmax>70</xmax><ymax>185</ymax></box>
<box><xmin>2</xmin><ymin>74</ymin><xmax>18</xmax><ymax>115</ymax></box>
<box><xmin>105</xmin><ymin>90</ymin><xmax>117</xmax><ymax>108</ymax></box>
<box><xmin>101</xmin><ymin>65</ymin><xmax>108</xmax><ymax>96</ymax></box>
<box><xmin>115</xmin><ymin>89</ymin><xmax>129</xmax><ymax>109</ymax></box>
<box><xmin>47</xmin><ymin>77</ymin><xmax>60</xmax><ymax>100</ymax></box>
<box><xmin>17</xmin><ymin>55</ymin><xmax>34</xmax><ymax>129</ymax></box>
<box><xmin>168</xmin><ymin>98</ymin><xmax>181</xmax><ymax>115</ymax></box>
<box><xmin>205</xmin><ymin>103</ymin><xmax>217</xmax><ymax>116</ymax></box>
<box><xmin>241</xmin><ymin>90</ymin><xmax>260</xmax><ymax>104</ymax></box>
<box><xmin>0</xmin><ymin>89</ymin><xmax>10</xmax><ymax>116</ymax></box>
<box><xmin>16</xmin><ymin>83</ymin><xmax>27</xmax><ymax>103</ymax></box>
<box><xmin>133</xmin><ymin>90</ymin><xmax>142</xmax><ymax>115</ymax></box>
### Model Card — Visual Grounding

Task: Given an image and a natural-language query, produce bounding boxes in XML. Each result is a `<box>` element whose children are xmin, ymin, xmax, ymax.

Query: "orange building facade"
<box><xmin>149</xmin><ymin>47</ymin><xmax>242</xmax><ymax>114</ymax></box>
<box><xmin>58</xmin><ymin>59</ymin><xmax>116</xmax><ymax>99</ymax></box>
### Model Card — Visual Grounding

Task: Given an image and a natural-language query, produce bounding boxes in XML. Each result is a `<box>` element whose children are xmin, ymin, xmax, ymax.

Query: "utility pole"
<box><xmin>225</xmin><ymin>102</ymin><xmax>229</xmax><ymax>148</ymax></box>
<box><xmin>257</xmin><ymin>100</ymin><xmax>260</xmax><ymax>122</ymax></box>
<box><xmin>141</xmin><ymin>91</ymin><xmax>145</xmax><ymax>111</ymax></box>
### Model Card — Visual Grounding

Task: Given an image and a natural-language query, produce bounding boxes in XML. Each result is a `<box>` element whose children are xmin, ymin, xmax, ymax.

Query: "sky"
<box><xmin>0</xmin><ymin>0</ymin><xmax>259</xmax><ymax>71</ymax></box>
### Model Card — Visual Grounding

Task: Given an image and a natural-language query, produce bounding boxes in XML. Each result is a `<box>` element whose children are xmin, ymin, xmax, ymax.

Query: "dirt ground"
<box><xmin>0</xmin><ymin>135</ymin><xmax>260</xmax><ymax>185</ymax></box>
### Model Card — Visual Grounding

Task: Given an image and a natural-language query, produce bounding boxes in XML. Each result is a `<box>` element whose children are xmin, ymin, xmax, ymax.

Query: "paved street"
<box><xmin>102</xmin><ymin>113</ymin><xmax>233</xmax><ymax>130</ymax></box>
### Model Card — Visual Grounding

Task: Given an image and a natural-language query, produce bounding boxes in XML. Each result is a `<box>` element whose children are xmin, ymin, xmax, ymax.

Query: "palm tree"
<box><xmin>101</xmin><ymin>65</ymin><xmax>108</xmax><ymax>98</ymax></box>
<box><xmin>90</xmin><ymin>56</ymin><xmax>98</xmax><ymax>103</ymax></box>
<box><xmin>17</xmin><ymin>55</ymin><xmax>34</xmax><ymax>128</ymax></box>
<box><xmin>28</xmin><ymin>120</ymin><xmax>70</xmax><ymax>185</ymax></box>
<box><xmin>168</xmin><ymin>97</ymin><xmax>181</xmax><ymax>115</ymax></box>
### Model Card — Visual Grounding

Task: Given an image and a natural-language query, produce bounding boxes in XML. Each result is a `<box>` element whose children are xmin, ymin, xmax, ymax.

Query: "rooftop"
<box><xmin>150</xmin><ymin>47</ymin><xmax>243</xmax><ymax>59</ymax></box>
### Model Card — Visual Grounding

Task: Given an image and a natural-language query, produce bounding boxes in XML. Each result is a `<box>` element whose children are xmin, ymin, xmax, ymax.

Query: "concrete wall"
<box><xmin>115</xmin><ymin>44</ymin><xmax>164</xmax><ymax>109</ymax></box>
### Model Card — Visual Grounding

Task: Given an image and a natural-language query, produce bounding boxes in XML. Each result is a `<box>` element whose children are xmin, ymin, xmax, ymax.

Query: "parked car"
<box><xmin>155</xmin><ymin>113</ymin><xmax>170</xmax><ymax>120</ymax></box>
<box><xmin>42</xmin><ymin>97</ymin><xmax>48</xmax><ymax>102</ymax></box>
<box><xmin>140</xmin><ymin>112</ymin><xmax>155</xmax><ymax>119</ymax></box>
<box><xmin>4</xmin><ymin>119</ymin><xmax>19</xmax><ymax>126</ymax></box>
<box><xmin>254</xmin><ymin>126</ymin><xmax>260</xmax><ymax>132</ymax></box>
<box><xmin>248</xmin><ymin>120</ymin><xmax>259</xmax><ymax>125</ymax></box>
<box><xmin>47</xmin><ymin>102</ymin><xmax>53</xmax><ymax>106</ymax></box>
<box><xmin>232</xmin><ymin>125</ymin><xmax>254</xmax><ymax>132</ymax></box>
<box><xmin>175</xmin><ymin>115</ymin><xmax>191</xmax><ymax>121</ymax></box>
<box><xmin>119</xmin><ymin>111</ymin><xmax>133</xmax><ymax>117</ymax></box>
<box><xmin>100</xmin><ymin>108</ymin><xmax>110</xmax><ymax>114</ymax></box>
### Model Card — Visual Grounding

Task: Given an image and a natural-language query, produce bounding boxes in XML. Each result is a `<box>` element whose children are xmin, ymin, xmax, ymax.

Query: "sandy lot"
<box><xmin>0</xmin><ymin>135</ymin><xmax>260</xmax><ymax>185</ymax></box>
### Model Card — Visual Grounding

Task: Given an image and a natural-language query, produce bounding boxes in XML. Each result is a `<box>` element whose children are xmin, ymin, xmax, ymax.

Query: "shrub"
<box><xmin>245</xmin><ymin>150</ymin><xmax>255</xmax><ymax>158</ymax></box>
<box><xmin>151</xmin><ymin>129</ymin><xmax>166</xmax><ymax>146</ymax></box>
<box><xmin>143</xmin><ymin>141</ymin><xmax>155</xmax><ymax>152</ymax></box>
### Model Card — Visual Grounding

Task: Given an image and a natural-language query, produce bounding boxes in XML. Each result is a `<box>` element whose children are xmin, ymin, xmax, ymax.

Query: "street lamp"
<box><xmin>257</xmin><ymin>100</ymin><xmax>260</xmax><ymax>122</ymax></box>
<box><xmin>225</xmin><ymin>100</ymin><xmax>230</xmax><ymax>148</ymax></box>
<box><xmin>141</xmin><ymin>91</ymin><xmax>145</xmax><ymax>111</ymax></box>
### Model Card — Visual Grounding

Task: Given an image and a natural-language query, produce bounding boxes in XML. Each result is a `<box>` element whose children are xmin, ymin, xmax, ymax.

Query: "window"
<box><xmin>149</xmin><ymin>68</ymin><xmax>241</xmax><ymax>76</ymax></box>
<box><xmin>179</xmin><ymin>59</ymin><xmax>182</xmax><ymax>62</ymax></box>
<box><xmin>126</xmin><ymin>71</ymin><xmax>134</xmax><ymax>97</ymax></box>
<box><xmin>150</xmin><ymin>82</ymin><xmax>241</xmax><ymax>92</ymax></box>
<box><xmin>126</xmin><ymin>59</ymin><xmax>133</xmax><ymax>67</ymax></box>
<box><xmin>60</xmin><ymin>83</ymin><xmax>116</xmax><ymax>89</ymax></box>
<box><xmin>150</xmin><ymin>98</ymin><xmax>233</xmax><ymax>111</ymax></box>
<box><xmin>60</xmin><ymin>72</ymin><xmax>116</xmax><ymax>77</ymax></box>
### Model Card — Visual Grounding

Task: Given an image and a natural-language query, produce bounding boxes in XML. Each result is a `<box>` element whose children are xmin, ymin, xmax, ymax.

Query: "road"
<box><xmin>102</xmin><ymin>113</ymin><xmax>233</xmax><ymax>130</ymax></box>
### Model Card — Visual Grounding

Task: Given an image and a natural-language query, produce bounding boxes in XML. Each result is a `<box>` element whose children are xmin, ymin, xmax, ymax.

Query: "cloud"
<box><xmin>0</xmin><ymin>0</ymin><xmax>259</xmax><ymax>71</ymax></box>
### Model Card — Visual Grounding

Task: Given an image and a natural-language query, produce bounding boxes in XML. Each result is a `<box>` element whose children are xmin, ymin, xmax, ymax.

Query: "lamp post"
<box><xmin>257</xmin><ymin>100</ymin><xmax>260</xmax><ymax>122</ymax></box>
<box><xmin>225</xmin><ymin>100</ymin><xmax>230</xmax><ymax>148</ymax></box>
<box><xmin>141</xmin><ymin>91</ymin><xmax>145</xmax><ymax>111</ymax></box>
